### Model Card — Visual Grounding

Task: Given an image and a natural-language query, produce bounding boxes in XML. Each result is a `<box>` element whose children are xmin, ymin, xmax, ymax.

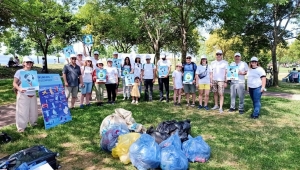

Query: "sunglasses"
<box><xmin>216</xmin><ymin>53</ymin><xmax>222</xmax><ymax>56</ymax></box>
<box><xmin>186</xmin><ymin>58</ymin><xmax>191</xmax><ymax>59</ymax></box>
<box><xmin>87</xmin><ymin>60</ymin><xmax>92</xmax><ymax>62</ymax></box>
<box><xmin>71</xmin><ymin>58</ymin><xmax>77</xmax><ymax>60</ymax></box>
<box><xmin>235</xmin><ymin>56</ymin><xmax>241</xmax><ymax>57</ymax></box>
<box><xmin>26</xmin><ymin>61</ymin><xmax>33</xmax><ymax>64</ymax></box>
<box><xmin>251</xmin><ymin>61</ymin><xmax>257</xmax><ymax>62</ymax></box>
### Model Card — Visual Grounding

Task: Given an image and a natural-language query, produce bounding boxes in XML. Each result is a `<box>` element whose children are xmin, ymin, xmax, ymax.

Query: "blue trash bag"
<box><xmin>159</xmin><ymin>132</ymin><xmax>188</xmax><ymax>170</ymax></box>
<box><xmin>129</xmin><ymin>134</ymin><xmax>161</xmax><ymax>170</ymax></box>
<box><xmin>182</xmin><ymin>135</ymin><xmax>211</xmax><ymax>163</ymax></box>
<box><xmin>100</xmin><ymin>123</ymin><xmax>129</xmax><ymax>152</ymax></box>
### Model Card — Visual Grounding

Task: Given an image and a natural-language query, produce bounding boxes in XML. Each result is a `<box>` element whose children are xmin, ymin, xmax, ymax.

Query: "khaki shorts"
<box><xmin>66</xmin><ymin>86</ymin><xmax>79</xmax><ymax>98</ymax></box>
<box><xmin>198</xmin><ymin>84</ymin><xmax>210</xmax><ymax>90</ymax></box>
<box><xmin>183</xmin><ymin>84</ymin><xmax>196</xmax><ymax>93</ymax></box>
<box><xmin>212</xmin><ymin>81</ymin><xmax>225</xmax><ymax>94</ymax></box>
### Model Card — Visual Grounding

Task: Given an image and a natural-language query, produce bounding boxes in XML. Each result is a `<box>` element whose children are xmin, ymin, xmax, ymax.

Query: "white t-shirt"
<box><xmin>211</xmin><ymin>60</ymin><xmax>228</xmax><ymax>81</ymax></box>
<box><xmin>196</xmin><ymin>65</ymin><xmax>212</xmax><ymax>84</ymax></box>
<box><xmin>133</xmin><ymin>63</ymin><xmax>142</xmax><ymax>78</ymax></box>
<box><xmin>157</xmin><ymin>59</ymin><xmax>171</xmax><ymax>67</ymax></box>
<box><xmin>81</xmin><ymin>66</ymin><xmax>93</xmax><ymax>83</ymax></box>
<box><xmin>172</xmin><ymin>70</ymin><xmax>183</xmax><ymax>89</ymax></box>
<box><xmin>91</xmin><ymin>57</ymin><xmax>98</xmax><ymax>68</ymax></box>
<box><xmin>247</xmin><ymin>67</ymin><xmax>266</xmax><ymax>88</ymax></box>
<box><xmin>14</xmin><ymin>69</ymin><xmax>36</xmax><ymax>96</ymax></box>
<box><xmin>142</xmin><ymin>63</ymin><xmax>156</xmax><ymax>79</ymax></box>
<box><xmin>105</xmin><ymin>66</ymin><xmax>118</xmax><ymax>84</ymax></box>
<box><xmin>76</xmin><ymin>60</ymin><xmax>84</xmax><ymax>67</ymax></box>
<box><xmin>230</xmin><ymin>61</ymin><xmax>249</xmax><ymax>84</ymax></box>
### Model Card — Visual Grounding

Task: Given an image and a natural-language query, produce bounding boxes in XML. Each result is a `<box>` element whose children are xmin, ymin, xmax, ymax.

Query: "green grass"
<box><xmin>0</xmin><ymin>79</ymin><xmax>15</xmax><ymax>105</ymax></box>
<box><xmin>267</xmin><ymin>81</ymin><xmax>300</xmax><ymax>94</ymax></box>
<box><xmin>1</xmin><ymin>93</ymin><xmax>300</xmax><ymax>169</ymax></box>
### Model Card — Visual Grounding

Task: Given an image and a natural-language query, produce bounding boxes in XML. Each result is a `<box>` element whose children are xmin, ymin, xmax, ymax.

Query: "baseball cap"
<box><xmin>216</xmin><ymin>50</ymin><xmax>223</xmax><ymax>54</ymax></box>
<box><xmin>107</xmin><ymin>58</ymin><xmax>113</xmax><ymax>62</ymax></box>
<box><xmin>201</xmin><ymin>55</ymin><xmax>207</xmax><ymax>59</ymax></box>
<box><xmin>176</xmin><ymin>63</ymin><xmax>182</xmax><ymax>67</ymax></box>
<box><xmin>113</xmin><ymin>51</ymin><xmax>118</xmax><ymax>55</ymax></box>
<box><xmin>136</xmin><ymin>55</ymin><xmax>141</xmax><ymax>58</ymax></box>
<box><xmin>23</xmin><ymin>56</ymin><xmax>33</xmax><ymax>62</ymax></box>
<box><xmin>77</xmin><ymin>52</ymin><xmax>83</xmax><ymax>56</ymax></box>
<box><xmin>146</xmin><ymin>55</ymin><xmax>151</xmax><ymax>60</ymax></box>
<box><xmin>250</xmin><ymin>56</ymin><xmax>258</xmax><ymax>62</ymax></box>
<box><xmin>97</xmin><ymin>59</ymin><xmax>103</xmax><ymax>64</ymax></box>
<box><xmin>234</xmin><ymin>52</ymin><xmax>241</xmax><ymax>57</ymax></box>
<box><xmin>94</xmin><ymin>51</ymin><xmax>99</xmax><ymax>55</ymax></box>
<box><xmin>70</xmin><ymin>54</ymin><xmax>76</xmax><ymax>58</ymax></box>
<box><xmin>84</xmin><ymin>56</ymin><xmax>92</xmax><ymax>61</ymax></box>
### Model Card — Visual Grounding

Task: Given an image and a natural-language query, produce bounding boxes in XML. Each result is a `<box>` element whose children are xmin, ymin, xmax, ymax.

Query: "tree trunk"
<box><xmin>37</xmin><ymin>56</ymin><xmax>39</xmax><ymax>64</ymax></box>
<box><xmin>57</xmin><ymin>57</ymin><xmax>60</xmax><ymax>63</ymax></box>
<box><xmin>271</xmin><ymin>44</ymin><xmax>278</xmax><ymax>86</ymax></box>
<box><xmin>153</xmin><ymin>40</ymin><xmax>160</xmax><ymax>65</ymax></box>
<box><xmin>181</xmin><ymin>26</ymin><xmax>187</xmax><ymax>63</ymax></box>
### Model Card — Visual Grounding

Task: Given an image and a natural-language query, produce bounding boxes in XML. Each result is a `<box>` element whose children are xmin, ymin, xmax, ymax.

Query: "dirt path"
<box><xmin>1</xmin><ymin>87</ymin><xmax>299</xmax><ymax>128</ymax></box>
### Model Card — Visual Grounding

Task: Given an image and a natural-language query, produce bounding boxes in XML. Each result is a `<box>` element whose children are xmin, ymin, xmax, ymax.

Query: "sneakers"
<box><xmin>239</xmin><ymin>110</ymin><xmax>244</xmax><ymax>114</ymax></box>
<box><xmin>198</xmin><ymin>105</ymin><xmax>203</xmax><ymax>109</ymax></box>
<box><xmin>123</xmin><ymin>97</ymin><xmax>126</xmax><ymax>100</ymax></box>
<box><xmin>203</xmin><ymin>106</ymin><xmax>210</xmax><ymax>110</ymax></box>
<box><xmin>135</xmin><ymin>101</ymin><xmax>139</xmax><ymax>104</ymax></box>
<box><xmin>250</xmin><ymin>114</ymin><xmax>259</xmax><ymax>119</ymax></box>
<box><xmin>159</xmin><ymin>97</ymin><xmax>165</xmax><ymax>102</ymax></box>
<box><xmin>211</xmin><ymin>105</ymin><xmax>219</xmax><ymax>110</ymax></box>
<box><xmin>174</xmin><ymin>102</ymin><xmax>177</xmax><ymax>106</ymax></box>
<box><xmin>190</xmin><ymin>103</ymin><xmax>195</xmax><ymax>107</ymax></box>
<box><xmin>86</xmin><ymin>103</ymin><xmax>91</xmax><ymax>107</ymax></box>
<box><xmin>80</xmin><ymin>104</ymin><xmax>84</xmax><ymax>109</ymax></box>
<box><xmin>219</xmin><ymin>108</ymin><xmax>223</xmax><ymax>113</ymax></box>
<box><xmin>131</xmin><ymin>100</ymin><xmax>136</xmax><ymax>104</ymax></box>
<box><xmin>176</xmin><ymin>103</ymin><xmax>181</xmax><ymax>107</ymax></box>
<box><xmin>186</xmin><ymin>103</ymin><xmax>190</xmax><ymax>107</ymax></box>
<box><xmin>229</xmin><ymin>108</ymin><xmax>236</xmax><ymax>112</ymax></box>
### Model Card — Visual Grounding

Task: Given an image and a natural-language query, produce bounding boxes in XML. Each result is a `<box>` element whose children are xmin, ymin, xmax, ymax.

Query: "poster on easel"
<box><xmin>63</xmin><ymin>46</ymin><xmax>75</xmax><ymax>58</ymax></box>
<box><xmin>83</xmin><ymin>34</ymin><xmax>93</xmax><ymax>46</ymax></box>
<box><xmin>38</xmin><ymin>74</ymin><xmax>72</xmax><ymax>130</ymax></box>
<box><xmin>227</xmin><ymin>66</ymin><xmax>239</xmax><ymax>80</ymax></box>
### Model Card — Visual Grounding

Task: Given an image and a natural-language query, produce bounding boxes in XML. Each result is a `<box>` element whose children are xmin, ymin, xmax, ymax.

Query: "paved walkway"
<box><xmin>1</xmin><ymin>87</ymin><xmax>299</xmax><ymax>128</ymax></box>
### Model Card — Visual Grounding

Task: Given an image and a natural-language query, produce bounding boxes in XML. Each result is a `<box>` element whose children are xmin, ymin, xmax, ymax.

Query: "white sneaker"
<box><xmin>135</xmin><ymin>101</ymin><xmax>139</xmax><ymax>104</ymax></box>
<box><xmin>211</xmin><ymin>105</ymin><xmax>219</xmax><ymax>110</ymax></box>
<box><xmin>123</xmin><ymin>97</ymin><xmax>126</xmax><ymax>100</ymax></box>
<box><xmin>131</xmin><ymin>100</ymin><xmax>136</xmax><ymax>103</ymax></box>
<box><xmin>219</xmin><ymin>108</ymin><xmax>223</xmax><ymax>113</ymax></box>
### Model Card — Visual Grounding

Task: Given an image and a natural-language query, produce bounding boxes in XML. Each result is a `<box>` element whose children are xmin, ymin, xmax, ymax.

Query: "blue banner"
<box><xmin>63</xmin><ymin>46</ymin><xmax>75</xmax><ymax>58</ymax></box>
<box><xmin>227</xmin><ymin>66</ymin><xmax>239</xmax><ymax>80</ymax></box>
<box><xmin>158</xmin><ymin>66</ymin><xmax>168</xmax><ymax>78</ymax></box>
<box><xmin>125</xmin><ymin>74</ymin><xmax>135</xmax><ymax>86</ymax></box>
<box><xmin>121</xmin><ymin>67</ymin><xmax>130</xmax><ymax>78</ymax></box>
<box><xmin>183</xmin><ymin>71</ymin><xmax>194</xmax><ymax>84</ymax></box>
<box><xmin>20</xmin><ymin>70</ymin><xmax>39</xmax><ymax>91</ymax></box>
<box><xmin>83</xmin><ymin>34</ymin><xmax>93</xmax><ymax>46</ymax></box>
<box><xmin>38</xmin><ymin>74</ymin><xmax>72</xmax><ymax>130</ymax></box>
<box><xmin>96</xmin><ymin>69</ymin><xmax>107</xmax><ymax>82</ymax></box>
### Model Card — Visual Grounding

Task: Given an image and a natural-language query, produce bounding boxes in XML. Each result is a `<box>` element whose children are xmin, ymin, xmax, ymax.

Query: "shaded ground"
<box><xmin>1</xmin><ymin>86</ymin><xmax>299</xmax><ymax>128</ymax></box>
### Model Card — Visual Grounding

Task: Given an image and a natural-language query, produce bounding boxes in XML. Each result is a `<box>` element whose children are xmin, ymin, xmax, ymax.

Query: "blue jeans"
<box><xmin>249</xmin><ymin>86</ymin><xmax>262</xmax><ymax>117</ymax></box>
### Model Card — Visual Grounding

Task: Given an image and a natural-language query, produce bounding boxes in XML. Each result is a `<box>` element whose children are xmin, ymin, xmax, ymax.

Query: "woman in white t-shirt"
<box><xmin>196</xmin><ymin>55</ymin><xmax>212</xmax><ymax>110</ymax></box>
<box><xmin>105</xmin><ymin>59</ymin><xmax>118</xmax><ymax>104</ymax></box>
<box><xmin>13</xmin><ymin>56</ymin><xmax>38</xmax><ymax>132</ymax></box>
<box><xmin>132</xmin><ymin>56</ymin><xmax>142</xmax><ymax>94</ymax></box>
<box><xmin>80</xmin><ymin>57</ymin><xmax>93</xmax><ymax>108</ymax></box>
<box><xmin>247</xmin><ymin>57</ymin><xmax>266</xmax><ymax>119</ymax></box>
<box><xmin>122</xmin><ymin>57</ymin><xmax>132</xmax><ymax>100</ymax></box>
<box><xmin>172</xmin><ymin>63</ymin><xmax>183</xmax><ymax>106</ymax></box>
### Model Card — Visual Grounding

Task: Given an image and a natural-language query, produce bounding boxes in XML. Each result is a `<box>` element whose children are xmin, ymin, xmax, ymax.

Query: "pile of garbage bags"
<box><xmin>99</xmin><ymin>109</ymin><xmax>211</xmax><ymax>170</ymax></box>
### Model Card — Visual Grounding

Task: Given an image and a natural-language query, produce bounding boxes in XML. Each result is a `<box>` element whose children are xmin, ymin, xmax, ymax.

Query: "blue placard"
<box><xmin>125</xmin><ymin>74</ymin><xmax>135</xmax><ymax>86</ymax></box>
<box><xmin>38</xmin><ymin>74</ymin><xmax>72</xmax><ymax>130</ymax></box>
<box><xmin>96</xmin><ymin>69</ymin><xmax>107</xmax><ymax>82</ymax></box>
<box><xmin>63</xmin><ymin>46</ymin><xmax>75</xmax><ymax>58</ymax></box>
<box><xmin>113</xmin><ymin>59</ymin><xmax>122</xmax><ymax>68</ymax></box>
<box><xmin>227</xmin><ymin>66</ymin><xmax>239</xmax><ymax>80</ymax></box>
<box><xmin>20</xmin><ymin>70</ymin><xmax>39</xmax><ymax>91</ymax></box>
<box><xmin>158</xmin><ymin>66</ymin><xmax>168</xmax><ymax>78</ymax></box>
<box><xmin>83</xmin><ymin>34</ymin><xmax>93</xmax><ymax>46</ymax></box>
<box><xmin>121</xmin><ymin>67</ymin><xmax>130</xmax><ymax>77</ymax></box>
<box><xmin>183</xmin><ymin>71</ymin><xmax>194</xmax><ymax>84</ymax></box>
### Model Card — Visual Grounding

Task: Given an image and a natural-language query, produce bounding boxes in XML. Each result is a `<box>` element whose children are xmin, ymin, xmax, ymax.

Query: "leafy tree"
<box><xmin>286</xmin><ymin>40</ymin><xmax>300</xmax><ymax>63</ymax></box>
<box><xmin>219</xmin><ymin>0</ymin><xmax>300</xmax><ymax>86</ymax></box>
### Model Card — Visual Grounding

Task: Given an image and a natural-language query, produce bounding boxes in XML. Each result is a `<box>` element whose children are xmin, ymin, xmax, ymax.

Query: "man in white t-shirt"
<box><xmin>112</xmin><ymin>51</ymin><xmax>120</xmax><ymax>97</ymax></box>
<box><xmin>142</xmin><ymin>55</ymin><xmax>156</xmax><ymax>101</ymax></box>
<box><xmin>210</xmin><ymin>50</ymin><xmax>228</xmax><ymax>113</ymax></box>
<box><xmin>229</xmin><ymin>53</ymin><xmax>248</xmax><ymax>114</ymax></box>
<box><xmin>157</xmin><ymin>54</ymin><xmax>172</xmax><ymax>102</ymax></box>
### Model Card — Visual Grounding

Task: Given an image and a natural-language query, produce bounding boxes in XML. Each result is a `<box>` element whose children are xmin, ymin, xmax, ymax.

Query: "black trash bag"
<box><xmin>0</xmin><ymin>145</ymin><xmax>60</xmax><ymax>170</ymax></box>
<box><xmin>0</xmin><ymin>132</ymin><xmax>12</xmax><ymax>144</ymax></box>
<box><xmin>147</xmin><ymin>120</ymin><xmax>191</xmax><ymax>143</ymax></box>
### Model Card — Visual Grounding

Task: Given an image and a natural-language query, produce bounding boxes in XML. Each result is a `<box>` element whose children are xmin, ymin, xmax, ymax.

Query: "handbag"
<box><xmin>198</xmin><ymin>65</ymin><xmax>208</xmax><ymax>79</ymax></box>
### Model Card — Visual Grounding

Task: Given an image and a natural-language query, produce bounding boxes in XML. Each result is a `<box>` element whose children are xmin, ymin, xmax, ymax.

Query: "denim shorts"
<box><xmin>81</xmin><ymin>82</ymin><xmax>93</xmax><ymax>94</ymax></box>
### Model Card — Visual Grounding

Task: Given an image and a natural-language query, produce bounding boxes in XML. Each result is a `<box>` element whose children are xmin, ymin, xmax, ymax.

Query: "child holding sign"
<box><xmin>131</xmin><ymin>77</ymin><xmax>141</xmax><ymax>104</ymax></box>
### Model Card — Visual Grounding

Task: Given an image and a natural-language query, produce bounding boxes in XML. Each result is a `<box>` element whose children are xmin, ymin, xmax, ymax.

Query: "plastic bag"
<box><xmin>100</xmin><ymin>123</ymin><xmax>129</xmax><ymax>152</ymax></box>
<box><xmin>112</xmin><ymin>133</ymin><xmax>141</xmax><ymax>164</ymax></box>
<box><xmin>159</xmin><ymin>132</ymin><xmax>188</xmax><ymax>170</ymax></box>
<box><xmin>129</xmin><ymin>134</ymin><xmax>161</xmax><ymax>170</ymax></box>
<box><xmin>182</xmin><ymin>135</ymin><xmax>211</xmax><ymax>163</ymax></box>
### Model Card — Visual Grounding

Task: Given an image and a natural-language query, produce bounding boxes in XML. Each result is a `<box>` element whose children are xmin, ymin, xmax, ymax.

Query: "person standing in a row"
<box><xmin>93</xmin><ymin>60</ymin><xmax>106</xmax><ymax>106</ymax></box>
<box><xmin>142</xmin><ymin>55</ymin><xmax>156</xmax><ymax>101</ymax></box>
<box><xmin>79</xmin><ymin>57</ymin><xmax>93</xmax><ymax>108</ymax></box>
<box><xmin>105</xmin><ymin>58</ymin><xmax>118</xmax><ymax>104</ymax></box>
<box><xmin>157</xmin><ymin>54</ymin><xmax>171</xmax><ymax>102</ymax></box>
<box><xmin>122</xmin><ymin>57</ymin><xmax>132</xmax><ymax>100</ymax></box>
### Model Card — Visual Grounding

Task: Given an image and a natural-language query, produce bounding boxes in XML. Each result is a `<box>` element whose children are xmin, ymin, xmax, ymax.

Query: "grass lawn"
<box><xmin>1</xmin><ymin>93</ymin><xmax>300</xmax><ymax>170</ymax></box>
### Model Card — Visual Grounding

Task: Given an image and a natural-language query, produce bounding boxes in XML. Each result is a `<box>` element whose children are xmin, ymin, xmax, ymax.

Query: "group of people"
<box><xmin>13</xmin><ymin>49</ymin><xmax>266</xmax><ymax>132</ymax></box>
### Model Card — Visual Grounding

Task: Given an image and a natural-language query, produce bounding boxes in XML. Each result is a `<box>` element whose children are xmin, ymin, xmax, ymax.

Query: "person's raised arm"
<box><xmin>83</xmin><ymin>43</ymin><xmax>88</xmax><ymax>57</ymax></box>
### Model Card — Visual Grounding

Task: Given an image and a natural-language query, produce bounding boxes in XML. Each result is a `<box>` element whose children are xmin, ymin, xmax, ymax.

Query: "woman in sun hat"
<box><xmin>196</xmin><ymin>55</ymin><xmax>212</xmax><ymax>110</ymax></box>
<box><xmin>247</xmin><ymin>56</ymin><xmax>266</xmax><ymax>119</ymax></box>
<box><xmin>105</xmin><ymin>58</ymin><xmax>118</xmax><ymax>104</ymax></box>
<box><xmin>80</xmin><ymin>56</ymin><xmax>93</xmax><ymax>108</ymax></box>
<box><xmin>13</xmin><ymin>56</ymin><xmax>38</xmax><ymax>132</ymax></box>
<box><xmin>93</xmin><ymin>59</ymin><xmax>106</xmax><ymax>106</ymax></box>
